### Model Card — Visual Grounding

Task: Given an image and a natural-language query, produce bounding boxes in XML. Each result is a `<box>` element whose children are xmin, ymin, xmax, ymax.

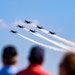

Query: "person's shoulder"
<box><xmin>16</xmin><ymin>69</ymin><xmax>27</xmax><ymax>75</ymax></box>
<box><xmin>0</xmin><ymin>67</ymin><xmax>10</xmax><ymax>75</ymax></box>
<box><xmin>0</xmin><ymin>67</ymin><xmax>7</xmax><ymax>74</ymax></box>
<box><xmin>0</xmin><ymin>69</ymin><xmax>2</xmax><ymax>74</ymax></box>
<box><xmin>0</xmin><ymin>66</ymin><xmax>17</xmax><ymax>75</ymax></box>
<box><xmin>33</xmin><ymin>66</ymin><xmax>52</xmax><ymax>75</ymax></box>
<box><xmin>35</xmin><ymin>71</ymin><xmax>52</xmax><ymax>75</ymax></box>
<box><xmin>43</xmin><ymin>71</ymin><xmax>52</xmax><ymax>75</ymax></box>
<box><xmin>38</xmin><ymin>69</ymin><xmax>52</xmax><ymax>75</ymax></box>
<box><xmin>9</xmin><ymin>66</ymin><xmax>17</xmax><ymax>74</ymax></box>
<box><xmin>34</xmin><ymin>69</ymin><xmax>52</xmax><ymax>75</ymax></box>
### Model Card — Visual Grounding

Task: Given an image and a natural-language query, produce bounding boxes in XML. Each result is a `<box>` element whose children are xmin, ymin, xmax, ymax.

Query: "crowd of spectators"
<box><xmin>0</xmin><ymin>45</ymin><xmax>75</xmax><ymax>75</ymax></box>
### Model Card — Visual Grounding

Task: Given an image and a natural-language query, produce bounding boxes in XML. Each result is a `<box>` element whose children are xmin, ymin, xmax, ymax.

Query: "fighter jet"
<box><xmin>37</xmin><ymin>26</ymin><xmax>44</xmax><ymax>29</ymax></box>
<box><xmin>49</xmin><ymin>31</ymin><xmax>56</xmax><ymax>35</ymax></box>
<box><xmin>10</xmin><ymin>30</ymin><xmax>18</xmax><ymax>33</ymax></box>
<box><xmin>17</xmin><ymin>25</ymin><xmax>25</xmax><ymax>28</ymax></box>
<box><xmin>25</xmin><ymin>20</ymin><xmax>32</xmax><ymax>24</ymax></box>
<box><xmin>29</xmin><ymin>29</ymin><xmax>37</xmax><ymax>33</ymax></box>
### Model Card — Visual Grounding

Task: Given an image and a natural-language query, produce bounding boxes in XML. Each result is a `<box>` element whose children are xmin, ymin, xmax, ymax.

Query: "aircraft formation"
<box><xmin>10</xmin><ymin>20</ymin><xmax>75</xmax><ymax>53</ymax></box>
<box><xmin>11</xmin><ymin>20</ymin><xmax>56</xmax><ymax>34</ymax></box>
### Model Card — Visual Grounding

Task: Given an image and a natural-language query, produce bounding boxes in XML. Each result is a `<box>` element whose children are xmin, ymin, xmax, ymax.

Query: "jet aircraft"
<box><xmin>49</xmin><ymin>31</ymin><xmax>56</xmax><ymax>35</ymax></box>
<box><xmin>17</xmin><ymin>25</ymin><xmax>25</xmax><ymax>28</ymax></box>
<box><xmin>25</xmin><ymin>20</ymin><xmax>32</xmax><ymax>24</ymax></box>
<box><xmin>29</xmin><ymin>29</ymin><xmax>37</xmax><ymax>33</ymax></box>
<box><xmin>10</xmin><ymin>30</ymin><xmax>18</xmax><ymax>33</ymax></box>
<box><xmin>37</xmin><ymin>26</ymin><xmax>44</xmax><ymax>29</ymax></box>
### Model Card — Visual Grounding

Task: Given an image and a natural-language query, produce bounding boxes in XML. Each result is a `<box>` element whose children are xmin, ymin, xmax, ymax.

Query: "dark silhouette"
<box><xmin>0</xmin><ymin>45</ymin><xmax>18</xmax><ymax>75</ymax></box>
<box><xmin>59</xmin><ymin>53</ymin><xmax>75</xmax><ymax>75</ymax></box>
<box><xmin>28</xmin><ymin>46</ymin><xmax>44</xmax><ymax>65</ymax></box>
<box><xmin>25</xmin><ymin>20</ymin><xmax>32</xmax><ymax>24</ymax></box>
<box><xmin>16</xmin><ymin>46</ymin><xmax>51</xmax><ymax>75</ymax></box>
<box><xmin>29</xmin><ymin>29</ymin><xmax>37</xmax><ymax>33</ymax></box>
<box><xmin>17</xmin><ymin>25</ymin><xmax>25</xmax><ymax>28</ymax></box>
<box><xmin>37</xmin><ymin>26</ymin><xmax>44</xmax><ymax>29</ymax></box>
<box><xmin>11</xmin><ymin>30</ymin><xmax>18</xmax><ymax>33</ymax></box>
<box><xmin>49</xmin><ymin>31</ymin><xmax>56</xmax><ymax>35</ymax></box>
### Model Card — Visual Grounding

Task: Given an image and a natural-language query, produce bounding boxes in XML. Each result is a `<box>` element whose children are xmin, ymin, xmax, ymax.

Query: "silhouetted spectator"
<box><xmin>59</xmin><ymin>52</ymin><xmax>75</xmax><ymax>75</ymax></box>
<box><xmin>16</xmin><ymin>46</ymin><xmax>51</xmax><ymax>75</ymax></box>
<box><xmin>0</xmin><ymin>45</ymin><xmax>18</xmax><ymax>75</ymax></box>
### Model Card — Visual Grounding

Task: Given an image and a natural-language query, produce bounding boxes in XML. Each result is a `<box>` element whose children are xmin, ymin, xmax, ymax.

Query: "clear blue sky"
<box><xmin>0</xmin><ymin>0</ymin><xmax>75</xmax><ymax>75</ymax></box>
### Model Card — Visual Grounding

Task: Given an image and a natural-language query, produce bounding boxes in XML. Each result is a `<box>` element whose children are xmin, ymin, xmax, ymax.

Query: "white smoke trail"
<box><xmin>23</xmin><ymin>28</ymin><xmax>75</xmax><ymax>51</ymax></box>
<box><xmin>31</xmin><ymin>23</ymin><xmax>75</xmax><ymax>47</ymax></box>
<box><xmin>17</xmin><ymin>33</ymin><xmax>66</xmax><ymax>52</ymax></box>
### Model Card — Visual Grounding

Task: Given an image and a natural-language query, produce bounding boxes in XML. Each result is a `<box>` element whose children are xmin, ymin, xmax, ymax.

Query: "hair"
<box><xmin>28</xmin><ymin>46</ymin><xmax>44</xmax><ymax>65</ymax></box>
<box><xmin>2</xmin><ymin>45</ymin><xmax>18</xmax><ymax>65</ymax></box>
<box><xmin>59</xmin><ymin>52</ymin><xmax>75</xmax><ymax>75</ymax></box>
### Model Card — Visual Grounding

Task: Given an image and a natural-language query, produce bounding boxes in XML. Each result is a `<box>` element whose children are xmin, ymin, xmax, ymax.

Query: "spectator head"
<box><xmin>59</xmin><ymin>52</ymin><xmax>75</xmax><ymax>75</ymax></box>
<box><xmin>2</xmin><ymin>45</ymin><xmax>18</xmax><ymax>65</ymax></box>
<box><xmin>28</xmin><ymin>46</ymin><xmax>44</xmax><ymax>65</ymax></box>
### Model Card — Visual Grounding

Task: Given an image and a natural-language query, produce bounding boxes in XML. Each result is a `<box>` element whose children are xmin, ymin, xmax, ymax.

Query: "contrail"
<box><xmin>31</xmin><ymin>23</ymin><xmax>75</xmax><ymax>47</ymax></box>
<box><xmin>23</xmin><ymin>28</ymin><xmax>75</xmax><ymax>51</ymax></box>
<box><xmin>17</xmin><ymin>33</ymin><xmax>66</xmax><ymax>52</ymax></box>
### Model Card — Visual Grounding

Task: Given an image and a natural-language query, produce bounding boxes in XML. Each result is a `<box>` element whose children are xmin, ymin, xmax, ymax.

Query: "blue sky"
<box><xmin>0</xmin><ymin>0</ymin><xmax>75</xmax><ymax>75</ymax></box>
